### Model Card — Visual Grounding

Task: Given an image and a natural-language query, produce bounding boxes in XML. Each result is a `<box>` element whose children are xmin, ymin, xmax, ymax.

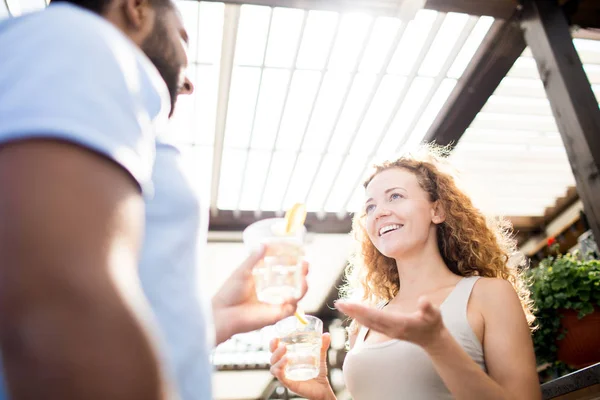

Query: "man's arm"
<box><xmin>0</xmin><ymin>139</ymin><xmax>165</xmax><ymax>399</ymax></box>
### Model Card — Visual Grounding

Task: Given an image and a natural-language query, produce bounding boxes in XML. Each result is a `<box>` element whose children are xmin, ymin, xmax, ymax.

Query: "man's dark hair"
<box><xmin>50</xmin><ymin>0</ymin><xmax>172</xmax><ymax>15</ymax></box>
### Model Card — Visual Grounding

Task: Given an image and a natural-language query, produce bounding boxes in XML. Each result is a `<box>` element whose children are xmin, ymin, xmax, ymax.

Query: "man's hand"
<box><xmin>212</xmin><ymin>245</ymin><xmax>309</xmax><ymax>344</ymax></box>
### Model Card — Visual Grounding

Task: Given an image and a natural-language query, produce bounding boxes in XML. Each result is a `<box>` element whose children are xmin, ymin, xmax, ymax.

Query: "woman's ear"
<box><xmin>431</xmin><ymin>201</ymin><xmax>446</xmax><ymax>225</ymax></box>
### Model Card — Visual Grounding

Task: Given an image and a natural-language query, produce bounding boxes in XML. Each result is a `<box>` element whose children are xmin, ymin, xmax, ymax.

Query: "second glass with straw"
<box><xmin>243</xmin><ymin>204</ymin><xmax>307</xmax><ymax>305</ymax></box>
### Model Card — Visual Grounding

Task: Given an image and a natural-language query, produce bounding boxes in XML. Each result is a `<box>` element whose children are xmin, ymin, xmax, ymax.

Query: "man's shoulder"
<box><xmin>0</xmin><ymin>4</ymin><xmax>170</xmax><ymax>195</ymax></box>
<box><xmin>1</xmin><ymin>4</ymin><xmax>117</xmax><ymax>43</ymax></box>
<box><xmin>0</xmin><ymin>4</ymin><xmax>155</xmax><ymax>76</ymax></box>
<box><xmin>0</xmin><ymin>4</ymin><xmax>170</xmax><ymax>119</ymax></box>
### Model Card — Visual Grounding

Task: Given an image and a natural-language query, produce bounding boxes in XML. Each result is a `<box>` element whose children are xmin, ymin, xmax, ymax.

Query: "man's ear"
<box><xmin>431</xmin><ymin>201</ymin><xmax>446</xmax><ymax>225</ymax></box>
<box><xmin>122</xmin><ymin>0</ymin><xmax>153</xmax><ymax>30</ymax></box>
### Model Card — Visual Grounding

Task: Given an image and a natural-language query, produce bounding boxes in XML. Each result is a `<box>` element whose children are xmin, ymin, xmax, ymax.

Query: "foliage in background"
<box><xmin>527</xmin><ymin>243</ymin><xmax>600</xmax><ymax>379</ymax></box>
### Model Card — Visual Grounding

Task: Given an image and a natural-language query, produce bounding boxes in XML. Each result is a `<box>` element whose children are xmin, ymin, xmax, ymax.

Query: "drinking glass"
<box><xmin>242</xmin><ymin>218</ymin><xmax>306</xmax><ymax>304</ymax></box>
<box><xmin>275</xmin><ymin>315</ymin><xmax>323</xmax><ymax>381</ymax></box>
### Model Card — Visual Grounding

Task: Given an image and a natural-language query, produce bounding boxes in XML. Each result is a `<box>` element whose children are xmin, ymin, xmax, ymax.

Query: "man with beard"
<box><xmin>0</xmin><ymin>1</ymin><xmax>308</xmax><ymax>399</ymax></box>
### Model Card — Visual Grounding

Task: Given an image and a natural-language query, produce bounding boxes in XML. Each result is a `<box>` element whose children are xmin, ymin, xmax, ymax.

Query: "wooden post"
<box><xmin>520</xmin><ymin>0</ymin><xmax>600</xmax><ymax>248</ymax></box>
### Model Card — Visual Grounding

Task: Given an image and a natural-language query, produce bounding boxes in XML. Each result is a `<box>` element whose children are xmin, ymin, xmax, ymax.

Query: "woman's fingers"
<box><xmin>321</xmin><ymin>333</ymin><xmax>331</xmax><ymax>357</ymax></box>
<box><xmin>417</xmin><ymin>296</ymin><xmax>441</xmax><ymax>322</ymax></box>
<box><xmin>269</xmin><ymin>355</ymin><xmax>288</xmax><ymax>380</ymax></box>
<box><xmin>270</xmin><ymin>343</ymin><xmax>287</xmax><ymax>365</ymax></box>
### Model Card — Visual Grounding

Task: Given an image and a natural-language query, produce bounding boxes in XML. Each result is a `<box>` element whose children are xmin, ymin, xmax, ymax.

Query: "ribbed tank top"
<box><xmin>342</xmin><ymin>276</ymin><xmax>486</xmax><ymax>400</ymax></box>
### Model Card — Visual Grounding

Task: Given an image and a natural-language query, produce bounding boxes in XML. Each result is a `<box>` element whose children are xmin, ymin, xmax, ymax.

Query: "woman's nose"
<box><xmin>374</xmin><ymin>206</ymin><xmax>391</xmax><ymax>219</ymax></box>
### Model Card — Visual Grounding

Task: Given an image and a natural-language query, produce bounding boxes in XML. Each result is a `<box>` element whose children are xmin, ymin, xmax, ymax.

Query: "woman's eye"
<box><xmin>390</xmin><ymin>192</ymin><xmax>403</xmax><ymax>201</ymax></box>
<box><xmin>365</xmin><ymin>204</ymin><xmax>375</xmax><ymax>214</ymax></box>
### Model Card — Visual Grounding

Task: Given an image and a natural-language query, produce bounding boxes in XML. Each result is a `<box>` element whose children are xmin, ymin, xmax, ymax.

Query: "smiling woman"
<box><xmin>344</xmin><ymin>145</ymin><xmax>534</xmax><ymax>316</ymax></box>
<box><xmin>269</xmin><ymin>143</ymin><xmax>542</xmax><ymax>400</ymax></box>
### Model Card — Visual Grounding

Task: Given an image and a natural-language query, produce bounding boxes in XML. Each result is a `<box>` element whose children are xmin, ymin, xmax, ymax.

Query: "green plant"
<box><xmin>527</xmin><ymin>244</ymin><xmax>600</xmax><ymax>371</ymax></box>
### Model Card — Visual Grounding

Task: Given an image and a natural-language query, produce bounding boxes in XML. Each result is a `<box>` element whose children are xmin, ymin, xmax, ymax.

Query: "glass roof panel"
<box><xmin>276</xmin><ymin>70</ymin><xmax>322</xmax><ymax>151</ymax></box>
<box><xmin>347</xmin><ymin>184</ymin><xmax>366</xmax><ymax>214</ymax></box>
<box><xmin>264</xmin><ymin>7</ymin><xmax>305</xmax><ymax>68</ymax></box>
<box><xmin>224</xmin><ymin>66</ymin><xmax>261</xmax><ymax>149</ymax></box>
<box><xmin>306</xmin><ymin>153</ymin><xmax>343</xmax><ymax>211</ymax></box>
<box><xmin>387</xmin><ymin>9</ymin><xmax>438</xmax><ymax>75</ymax></box>
<box><xmin>194</xmin><ymin>65</ymin><xmax>220</xmax><ymax>146</ymax></box>
<box><xmin>400</xmin><ymin>77</ymin><xmax>457</xmax><ymax>152</ymax></box>
<box><xmin>5</xmin><ymin>0</ymin><xmax>21</xmax><ymax>15</ymax></box>
<box><xmin>327</xmin><ymin>12</ymin><xmax>373</xmax><ymax>72</ymax></box>
<box><xmin>325</xmin><ymin>154</ymin><xmax>368</xmax><ymax>212</ymax></box>
<box><xmin>419</xmin><ymin>12</ymin><xmax>471</xmax><ymax>77</ymax></box>
<box><xmin>447</xmin><ymin>16</ymin><xmax>494</xmax><ymax>79</ymax></box>
<box><xmin>217</xmin><ymin>148</ymin><xmax>247</xmax><ymax>210</ymax></box>
<box><xmin>327</xmin><ymin>73</ymin><xmax>377</xmax><ymax>154</ymax></box>
<box><xmin>358</xmin><ymin>17</ymin><xmax>402</xmax><ymax>73</ymax></box>
<box><xmin>282</xmin><ymin>152</ymin><xmax>322</xmax><ymax>209</ymax></box>
<box><xmin>249</xmin><ymin>68</ymin><xmax>291</xmax><ymax>150</ymax></box>
<box><xmin>181</xmin><ymin>145</ymin><xmax>214</xmax><ymax>204</ymax></box>
<box><xmin>295</xmin><ymin>10</ymin><xmax>339</xmax><ymax>70</ymax></box>
<box><xmin>238</xmin><ymin>149</ymin><xmax>271</xmax><ymax>210</ymax></box>
<box><xmin>234</xmin><ymin>5</ymin><xmax>271</xmax><ymax>66</ymax></box>
<box><xmin>196</xmin><ymin>2</ymin><xmax>225</xmax><ymax>65</ymax></box>
<box><xmin>18</xmin><ymin>0</ymin><xmax>44</xmax><ymax>14</ymax></box>
<box><xmin>260</xmin><ymin>150</ymin><xmax>296</xmax><ymax>210</ymax></box>
<box><xmin>1</xmin><ymin>0</ymin><xmax>11</xmax><ymax>18</ymax></box>
<box><xmin>178</xmin><ymin>1</ymin><xmax>200</xmax><ymax>63</ymax></box>
<box><xmin>301</xmin><ymin>72</ymin><xmax>353</xmax><ymax>153</ymax></box>
<box><xmin>349</xmin><ymin>75</ymin><xmax>407</xmax><ymax>155</ymax></box>
<box><xmin>482</xmin><ymin>95</ymin><xmax>553</xmax><ymax>116</ymax></box>
<box><xmin>378</xmin><ymin>76</ymin><xmax>434</xmax><ymax>155</ymax></box>
<box><xmin>167</xmin><ymin>66</ymin><xmax>198</xmax><ymax>144</ymax></box>
<box><xmin>452</xmin><ymin>37</ymin><xmax>600</xmax><ymax>217</ymax></box>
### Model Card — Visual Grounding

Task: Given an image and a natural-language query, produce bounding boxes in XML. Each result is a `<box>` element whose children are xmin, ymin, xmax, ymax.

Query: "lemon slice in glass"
<box><xmin>295</xmin><ymin>309</ymin><xmax>308</xmax><ymax>325</ymax></box>
<box><xmin>284</xmin><ymin>203</ymin><xmax>307</xmax><ymax>235</ymax></box>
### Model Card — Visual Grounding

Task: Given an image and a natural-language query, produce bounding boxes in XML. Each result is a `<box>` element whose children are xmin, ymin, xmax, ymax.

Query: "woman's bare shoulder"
<box><xmin>471</xmin><ymin>277</ymin><xmax>521</xmax><ymax>312</ymax></box>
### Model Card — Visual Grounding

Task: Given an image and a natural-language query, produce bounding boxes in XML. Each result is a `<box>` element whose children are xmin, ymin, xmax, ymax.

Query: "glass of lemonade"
<box><xmin>275</xmin><ymin>315</ymin><xmax>323</xmax><ymax>381</ymax></box>
<box><xmin>242</xmin><ymin>218</ymin><xmax>306</xmax><ymax>304</ymax></box>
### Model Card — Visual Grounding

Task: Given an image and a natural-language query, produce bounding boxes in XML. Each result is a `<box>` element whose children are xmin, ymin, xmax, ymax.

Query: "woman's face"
<box><xmin>364</xmin><ymin>168</ymin><xmax>443</xmax><ymax>259</ymax></box>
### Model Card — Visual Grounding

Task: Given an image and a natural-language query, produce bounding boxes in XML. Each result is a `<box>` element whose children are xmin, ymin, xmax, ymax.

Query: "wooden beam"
<box><xmin>199</xmin><ymin>0</ymin><xmax>600</xmax><ymax>29</ymax></box>
<box><xmin>199</xmin><ymin>0</ymin><xmax>517</xmax><ymax>18</ymax></box>
<box><xmin>208</xmin><ymin>210</ymin><xmax>353</xmax><ymax>234</ymax></box>
<box><xmin>208</xmin><ymin>209</ymin><xmax>559</xmax><ymax>238</ymax></box>
<box><xmin>520</xmin><ymin>0</ymin><xmax>600</xmax><ymax>249</ymax></box>
<box><xmin>422</xmin><ymin>12</ymin><xmax>526</xmax><ymax>147</ymax></box>
<box><xmin>567</xmin><ymin>0</ymin><xmax>600</xmax><ymax>30</ymax></box>
<box><xmin>424</xmin><ymin>0</ymin><xmax>513</xmax><ymax>18</ymax></box>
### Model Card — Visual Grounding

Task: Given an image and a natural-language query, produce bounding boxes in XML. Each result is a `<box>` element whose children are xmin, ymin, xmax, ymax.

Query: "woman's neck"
<box><xmin>393</xmin><ymin>241</ymin><xmax>458</xmax><ymax>300</ymax></box>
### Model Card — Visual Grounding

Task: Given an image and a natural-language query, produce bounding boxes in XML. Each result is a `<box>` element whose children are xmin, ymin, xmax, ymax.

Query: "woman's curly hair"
<box><xmin>341</xmin><ymin>145</ymin><xmax>535</xmax><ymax>333</ymax></box>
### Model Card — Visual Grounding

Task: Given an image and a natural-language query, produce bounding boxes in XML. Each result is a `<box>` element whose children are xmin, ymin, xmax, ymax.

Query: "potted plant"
<box><xmin>527</xmin><ymin>239</ymin><xmax>600</xmax><ymax>375</ymax></box>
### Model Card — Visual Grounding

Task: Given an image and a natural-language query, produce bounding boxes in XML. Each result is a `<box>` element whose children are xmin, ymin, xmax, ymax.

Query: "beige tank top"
<box><xmin>342</xmin><ymin>276</ymin><xmax>486</xmax><ymax>400</ymax></box>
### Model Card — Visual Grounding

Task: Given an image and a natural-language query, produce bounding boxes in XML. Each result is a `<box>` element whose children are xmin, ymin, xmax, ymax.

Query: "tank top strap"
<box><xmin>355</xmin><ymin>299</ymin><xmax>389</xmax><ymax>346</ymax></box>
<box><xmin>443</xmin><ymin>276</ymin><xmax>481</xmax><ymax>314</ymax></box>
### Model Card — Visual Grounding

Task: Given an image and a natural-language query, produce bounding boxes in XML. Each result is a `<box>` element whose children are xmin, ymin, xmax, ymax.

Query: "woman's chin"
<box><xmin>378</xmin><ymin>243</ymin><xmax>418</xmax><ymax>260</ymax></box>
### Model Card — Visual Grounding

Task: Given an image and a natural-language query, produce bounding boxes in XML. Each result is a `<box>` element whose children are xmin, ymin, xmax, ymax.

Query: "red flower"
<box><xmin>547</xmin><ymin>237</ymin><xmax>556</xmax><ymax>246</ymax></box>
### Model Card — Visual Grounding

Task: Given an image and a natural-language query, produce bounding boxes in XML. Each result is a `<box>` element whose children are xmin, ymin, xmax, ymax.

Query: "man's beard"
<box><xmin>142</xmin><ymin>14</ymin><xmax>181</xmax><ymax>117</ymax></box>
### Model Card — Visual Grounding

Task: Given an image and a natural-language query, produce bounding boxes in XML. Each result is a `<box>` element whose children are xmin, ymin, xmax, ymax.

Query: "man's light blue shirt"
<box><xmin>140</xmin><ymin>137</ymin><xmax>214</xmax><ymax>400</ymax></box>
<box><xmin>0</xmin><ymin>4</ymin><xmax>214</xmax><ymax>399</ymax></box>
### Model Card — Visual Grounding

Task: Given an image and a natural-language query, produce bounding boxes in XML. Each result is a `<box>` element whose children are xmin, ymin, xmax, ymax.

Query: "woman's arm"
<box><xmin>424</xmin><ymin>278</ymin><xmax>541</xmax><ymax>400</ymax></box>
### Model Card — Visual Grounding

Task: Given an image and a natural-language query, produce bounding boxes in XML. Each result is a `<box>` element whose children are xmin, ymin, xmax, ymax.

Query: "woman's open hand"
<box><xmin>335</xmin><ymin>297</ymin><xmax>447</xmax><ymax>350</ymax></box>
